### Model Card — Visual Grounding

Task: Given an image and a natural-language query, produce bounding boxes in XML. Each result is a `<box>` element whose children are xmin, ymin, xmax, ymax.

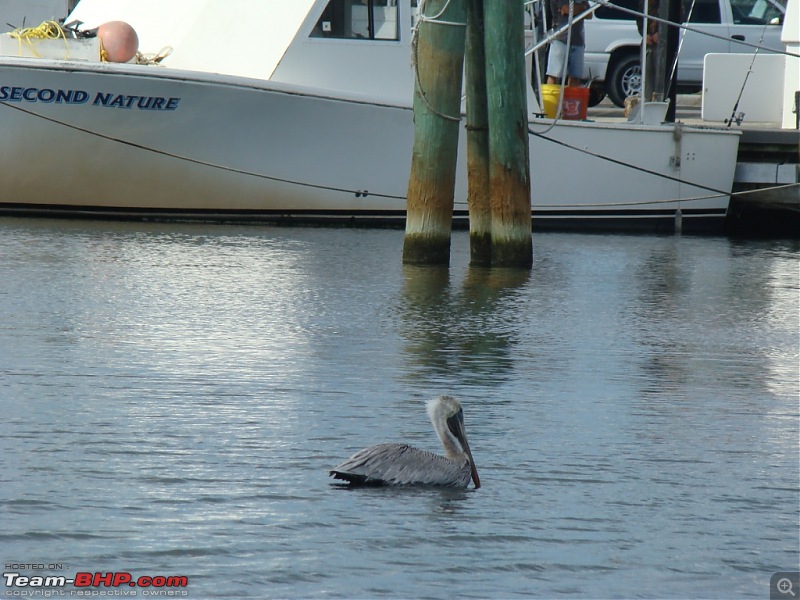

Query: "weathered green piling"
<box><xmin>483</xmin><ymin>0</ymin><xmax>533</xmax><ymax>268</ymax></box>
<box><xmin>465</xmin><ymin>0</ymin><xmax>492</xmax><ymax>267</ymax></box>
<box><xmin>403</xmin><ymin>0</ymin><xmax>468</xmax><ymax>266</ymax></box>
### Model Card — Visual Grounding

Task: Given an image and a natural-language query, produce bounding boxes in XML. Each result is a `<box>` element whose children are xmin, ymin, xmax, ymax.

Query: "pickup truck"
<box><xmin>583</xmin><ymin>0</ymin><xmax>786</xmax><ymax>106</ymax></box>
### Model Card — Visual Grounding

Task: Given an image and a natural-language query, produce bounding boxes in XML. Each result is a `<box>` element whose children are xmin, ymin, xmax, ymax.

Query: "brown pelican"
<box><xmin>329</xmin><ymin>395</ymin><xmax>481</xmax><ymax>488</ymax></box>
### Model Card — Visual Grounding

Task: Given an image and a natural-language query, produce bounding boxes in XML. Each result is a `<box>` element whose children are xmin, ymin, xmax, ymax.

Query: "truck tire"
<box><xmin>588</xmin><ymin>83</ymin><xmax>606</xmax><ymax>107</ymax></box>
<box><xmin>607</xmin><ymin>53</ymin><xmax>641</xmax><ymax>108</ymax></box>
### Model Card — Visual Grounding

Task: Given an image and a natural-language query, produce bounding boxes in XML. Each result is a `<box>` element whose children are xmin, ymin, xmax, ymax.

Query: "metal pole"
<box><xmin>664</xmin><ymin>0</ymin><xmax>681</xmax><ymax>121</ymax></box>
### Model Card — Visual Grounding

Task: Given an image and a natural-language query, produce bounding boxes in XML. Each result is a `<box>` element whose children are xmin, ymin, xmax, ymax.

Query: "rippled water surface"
<box><xmin>1</xmin><ymin>219</ymin><xmax>798</xmax><ymax>599</ymax></box>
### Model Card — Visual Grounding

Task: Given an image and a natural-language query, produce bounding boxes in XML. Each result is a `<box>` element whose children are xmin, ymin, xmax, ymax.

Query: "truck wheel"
<box><xmin>588</xmin><ymin>83</ymin><xmax>606</xmax><ymax>107</ymax></box>
<box><xmin>607</xmin><ymin>54</ymin><xmax>641</xmax><ymax>108</ymax></box>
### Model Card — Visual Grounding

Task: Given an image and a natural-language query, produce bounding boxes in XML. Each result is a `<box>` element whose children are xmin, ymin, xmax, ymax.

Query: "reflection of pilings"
<box><xmin>399</xmin><ymin>264</ymin><xmax>454</xmax><ymax>377</ymax></box>
<box><xmin>398</xmin><ymin>264</ymin><xmax>530</xmax><ymax>388</ymax></box>
<box><xmin>403</xmin><ymin>0</ymin><xmax>467</xmax><ymax>266</ymax></box>
<box><xmin>462</xmin><ymin>266</ymin><xmax>531</xmax><ymax>299</ymax></box>
<box><xmin>633</xmin><ymin>244</ymin><xmax>693</xmax><ymax>399</ymax></box>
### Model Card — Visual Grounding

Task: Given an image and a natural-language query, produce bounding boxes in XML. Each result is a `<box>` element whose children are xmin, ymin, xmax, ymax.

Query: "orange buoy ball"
<box><xmin>97</xmin><ymin>21</ymin><xmax>139</xmax><ymax>63</ymax></box>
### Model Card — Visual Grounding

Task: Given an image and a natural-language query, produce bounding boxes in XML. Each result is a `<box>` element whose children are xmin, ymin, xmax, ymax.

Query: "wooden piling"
<box><xmin>483</xmin><ymin>0</ymin><xmax>533</xmax><ymax>268</ymax></box>
<box><xmin>465</xmin><ymin>0</ymin><xmax>492</xmax><ymax>267</ymax></box>
<box><xmin>403</xmin><ymin>0</ymin><xmax>468</xmax><ymax>266</ymax></box>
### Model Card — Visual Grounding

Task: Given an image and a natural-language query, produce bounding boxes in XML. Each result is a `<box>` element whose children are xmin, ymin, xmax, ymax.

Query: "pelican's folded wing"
<box><xmin>329</xmin><ymin>443</ymin><xmax>470</xmax><ymax>487</ymax></box>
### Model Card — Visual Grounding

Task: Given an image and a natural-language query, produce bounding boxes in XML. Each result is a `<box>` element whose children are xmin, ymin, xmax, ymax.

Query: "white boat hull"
<box><xmin>0</xmin><ymin>58</ymin><xmax>740</xmax><ymax>232</ymax></box>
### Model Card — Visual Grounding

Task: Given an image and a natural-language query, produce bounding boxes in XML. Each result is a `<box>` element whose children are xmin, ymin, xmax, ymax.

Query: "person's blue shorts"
<box><xmin>546</xmin><ymin>40</ymin><xmax>585</xmax><ymax>80</ymax></box>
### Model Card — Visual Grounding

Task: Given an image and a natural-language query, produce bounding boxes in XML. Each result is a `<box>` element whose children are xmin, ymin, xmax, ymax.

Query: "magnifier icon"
<box><xmin>778</xmin><ymin>578</ymin><xmax>796</xmax><ymax>597</ymax></box>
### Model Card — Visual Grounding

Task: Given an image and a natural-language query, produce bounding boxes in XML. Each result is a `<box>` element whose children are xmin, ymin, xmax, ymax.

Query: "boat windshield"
<box><xmin>312</xmin><ymin>0</ymin><xmax>401</xmax><ymax>40</ymax></box>
<box><xmin>730</xmin><ymin>0</ymin><xmax>785</xmax><ymax>24</ymax></box>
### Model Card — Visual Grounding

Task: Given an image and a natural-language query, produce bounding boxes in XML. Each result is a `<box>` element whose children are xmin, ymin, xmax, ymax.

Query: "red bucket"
<box><xmin>561</xmin><ymin>86</ymin><xmax>589</xmax><ymax>120</ymax></box>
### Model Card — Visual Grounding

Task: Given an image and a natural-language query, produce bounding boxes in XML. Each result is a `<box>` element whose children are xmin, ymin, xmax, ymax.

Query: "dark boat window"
<box><xmin>684</xmin><ymin>0</ymin><xmax>722</xmax><ymax>23</ymax></box>
<box><xmin>595</xmin><ymin>0</ymin><xmax>725</xmax><ymax>24</ymax></box>
<box><xmin>594</xmin><ymin>0</ymin><xmax>640</xmax><ymax>21</ymax></box>
<box><xmin>312</xmin><ymin>0</ymin><xmax>400</xmax><ymax>40</ymax></box>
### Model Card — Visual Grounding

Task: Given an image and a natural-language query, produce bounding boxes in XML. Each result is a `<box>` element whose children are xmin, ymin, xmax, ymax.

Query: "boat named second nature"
<box><xmin>0</xmin><ymin>0</ymin><xmax>741</xmax><ymax>232</ymax></box>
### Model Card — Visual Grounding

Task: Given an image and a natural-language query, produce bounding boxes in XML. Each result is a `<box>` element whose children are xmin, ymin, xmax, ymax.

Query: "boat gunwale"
<box><xmin>0</xmin><ymin>56</ymin><xmax>742</xmax><ymax>137</ymax></box>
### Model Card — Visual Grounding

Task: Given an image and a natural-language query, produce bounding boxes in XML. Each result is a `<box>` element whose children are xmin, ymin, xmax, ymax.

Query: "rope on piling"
<box><xmin>411</xmin><ymin>0</ymin><xmax>465</xmax><ymax>123</ymax></box>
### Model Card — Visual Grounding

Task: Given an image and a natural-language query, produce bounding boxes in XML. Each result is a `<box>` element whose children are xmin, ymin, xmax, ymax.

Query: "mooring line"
<box><xmin>3</xmin><ymin>98</ymin><xmax>785</xmax><ymax>210</ymax></box>
<box><xmin>528</xmin><ymin>126</ymin><xmax>731</xmax><ymax>197</ymax></box>
<box><xmin>0</xmin><ymin>100</ymin><xmax>408</xmax><ymax>200</ymax></box>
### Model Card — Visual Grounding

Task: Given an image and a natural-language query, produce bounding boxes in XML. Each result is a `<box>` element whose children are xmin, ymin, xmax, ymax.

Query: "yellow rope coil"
<box><xmin>8</xmin><ymin>21</ymin><xmax>70</xmax><ymax>58</ymax></box>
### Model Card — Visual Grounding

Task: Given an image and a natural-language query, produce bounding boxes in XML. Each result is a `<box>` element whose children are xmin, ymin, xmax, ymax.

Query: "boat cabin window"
<box><xmin>594</xmin><ymin>0</ymin><xmax>723</xmax><ymax>24</ymax></box>
<box><xmin>312</xmin><ymin>0</ymin><xmax>400</xmax><ymax>40</ymax></box>
<box><xmin>730</xmin><ymin>0</ymin><xmax>783</xmax><ymax>24</ymax></box>
<box><xmin>593</xmin><ymin>0</ymin><xmax>639</xmax><ymax>21</ymax></box>
<box><xmin>684</xmin><ymin>0</ymin><xmax>721</xmax><ymax>23</ymax></box>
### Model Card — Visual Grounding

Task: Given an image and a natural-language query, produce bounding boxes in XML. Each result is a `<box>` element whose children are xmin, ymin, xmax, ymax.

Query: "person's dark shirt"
<box><xmin>550</xmin><ymin>0</ymin><xmax>587</xmax><ymax>45</ymax></box>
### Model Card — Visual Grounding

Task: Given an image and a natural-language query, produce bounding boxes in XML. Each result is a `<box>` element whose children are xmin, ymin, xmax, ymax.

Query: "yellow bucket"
<box><xmin>540</xmin><ymin>84</ymin><xmax>562</xmax><ymax>119</ymax></box>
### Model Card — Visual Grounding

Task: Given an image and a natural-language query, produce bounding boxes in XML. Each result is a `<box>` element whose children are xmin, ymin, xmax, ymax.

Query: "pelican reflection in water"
<box><xmin>329</xmin><ymin>395</ymin><xmax>481</xmax><ymax>488</ymax></box>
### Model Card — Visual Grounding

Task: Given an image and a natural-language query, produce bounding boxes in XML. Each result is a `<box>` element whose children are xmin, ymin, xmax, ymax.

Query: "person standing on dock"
<box><xmin>546</xmin><ymin>0</ymin><xmax>590</xmax><ymax>87</ymax></box>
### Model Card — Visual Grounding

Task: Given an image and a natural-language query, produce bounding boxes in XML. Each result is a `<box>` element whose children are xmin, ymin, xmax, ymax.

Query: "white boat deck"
<box><xmin>1</xmin><ymin>0</ymin><xmax>780</xmax><ymax>233</ymax></box>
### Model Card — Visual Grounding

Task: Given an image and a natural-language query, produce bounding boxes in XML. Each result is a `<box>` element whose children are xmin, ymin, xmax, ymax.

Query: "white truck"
<box><xmin>583</xmin><ymin>0</ymin><xmax>786</xmax><ymax>106</ymax></box>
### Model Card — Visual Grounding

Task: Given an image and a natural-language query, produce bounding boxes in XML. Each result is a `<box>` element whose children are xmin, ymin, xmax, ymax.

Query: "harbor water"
<box><xmin>1</xmin><ymin>218</ymin><xmax>798</xmax><ymax>599</ymax></box>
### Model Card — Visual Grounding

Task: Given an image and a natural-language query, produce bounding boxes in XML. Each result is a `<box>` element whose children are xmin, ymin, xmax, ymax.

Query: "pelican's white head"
<box><xmin>426</xmin><ymin>395</ymin><xmax>480</xmax><ymax>488</ymax></box>
<box><xmin>426</xmin><ymin>395</ymin><xmax>462</xmax><ymax>430</ymax></box>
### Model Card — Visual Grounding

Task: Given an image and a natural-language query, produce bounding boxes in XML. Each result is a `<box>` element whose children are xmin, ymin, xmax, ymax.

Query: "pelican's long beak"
<box><xmin>450</xmin><ymin>410</ymin><xmax>480</xmax><ymax>489</ymax></box>
<box><xmin>462</xmin><ymin>435</ymin><xmax>481</xmax><ymax>489</ymax></box>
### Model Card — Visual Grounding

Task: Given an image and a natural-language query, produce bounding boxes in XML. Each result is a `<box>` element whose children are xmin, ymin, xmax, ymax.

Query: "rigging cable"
<box><xmin>0</xmin><ymin>98</ymin><xmax>408</xmax><ymax>200</ymax></box>
<box><xmin>664</xmin><ymin>0</ymin><xmax>697</xmax><ymax>99</ymax></box>
<box><xmin>528</xmin><ymin>123</ymin><xmax>799</xmax><ymax>204</ymax></box>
